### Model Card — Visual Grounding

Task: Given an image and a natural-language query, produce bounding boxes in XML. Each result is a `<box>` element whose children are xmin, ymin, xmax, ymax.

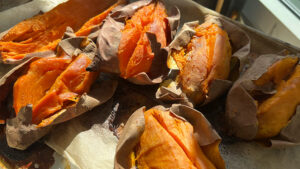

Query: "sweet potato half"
<box><xmin>118</xmin><ymin>1</ymin><xmax>168</xmax><ymax>79</ymax></box>
<box><xmin>0</xmin><ymin>0</ymin><xmax>120</xmax><ymax>61</ymax></box>
<box><xmin>13</xmin><ymin>44</ymin><xmax>99</xmax><ymax>125</ymax></box>
<box><xmin>132</xmin><ymin>108</ymin><xmax>224</xmax><ymax>169</ymax></box>
<box><xmin>170</xmin><ymin>23</ymin><xmax>232</xmax><ymax>104</ymax></box>
<box><xmin>254</xmin><ymin>57</ymin><xmax>300</xmax><ymax>139</ymax></box>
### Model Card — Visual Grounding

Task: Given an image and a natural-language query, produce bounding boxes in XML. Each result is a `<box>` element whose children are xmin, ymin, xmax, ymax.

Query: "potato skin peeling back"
<box><xmin>118</xmin><ymin>2</ymin><xmax>168</xmax><ymax>79</ymax></box>
<box><xmin>134</xmin><ymin>109</ymin><xmax>219</xmax><ymax>169</ymax></box>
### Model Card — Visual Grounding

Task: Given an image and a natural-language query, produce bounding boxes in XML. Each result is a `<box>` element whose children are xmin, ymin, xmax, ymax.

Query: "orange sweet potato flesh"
<box><xmin>255</xmin><ymin>59</ymin><xmax>300</xmax><ymax>139</ymax></box>
<box><xmin>254</xmin><ymin>57</ymin><xmax>299</xmax><ymax>86</ymax></box>
<box><xmin>13</xmin><ymin>53</ymin><xmax>98</xmax><ymax>124</ymax></box>
<box><xmin>118</xmin><ymin>2</ymin><xmax>168</xmax><ymax>78</ymax></box>
<box><xmin>202</xmin><ymin>140</ymin><xmax>226</xmax><ymax>169</ymax></box>
<box><xmin>172</xmin><ymin>24</ymin><xmax>231</xmax><ymax>104</ymax></box>
<box><xmin>32</xmin><ymin>54</ymin><xmax>98</xmax><ymax>124</ymax></box>
<box><xmin>135</xmin><ymin>109</ymin><xmax>218</xmax><ymax>169</ymax></box>
<box><xmin>0</xmin><ymin>0</ymin><xmax>118</xmax><ymax>61</ymax></box>
<box><xmin>13</xmin><ymin>57</ymin><xmax>72</xmax><ymax>114</ymax></box>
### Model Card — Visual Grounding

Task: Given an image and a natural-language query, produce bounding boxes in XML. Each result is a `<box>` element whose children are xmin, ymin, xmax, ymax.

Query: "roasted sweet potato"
<box><xmin>134</xmin><ymin>108</ymin><xmax>219</xmax><ymax>169</ymax></box>
<box><xmin>255</xmin><ymin>58</ymin><xmax>300</xmax><ymax>139</ymax></box>
<box><xmin>171</xmin><ymin>23</ymin><xmax>231</xmax><ymax>104</ymax></box>
<box><xmin>118</xmin><ymin>2</ymin><xmax>168</xmax><ymax>78</ymax></box>
<box><xmin>13</xmin><ymin>52</ymin><xmax>98</xmax><ymax>124</ymax></box>
<box><xmin>0</xmin><ymin>0</ymin><xmax>119</xmax><ymax>61</ymax></box>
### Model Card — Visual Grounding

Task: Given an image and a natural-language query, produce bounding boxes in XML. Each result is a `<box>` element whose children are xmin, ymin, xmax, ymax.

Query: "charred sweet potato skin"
<box><xmin>0</xmin><ymin>0</ymin><xmax>117</xmax><ymax>61</ymax></box>
<box><xmin>13</xmin><ymin>53</ymin><xmax>98</xmax><ymax>124</ymax></box>
<box><xmin>255</xmin><ymin>58</ymin><xmax>300</xmax><ymax>139</ymax></box>
<box><xmin>118</xmin><ymin>2</ymin><xmax>168</xmax><ymax>78</ymax></box>
<box><xmin>135</xmin><ymin>109</ymin><xmax>217</xmax><ymax>169</ymax></box>
<box><xmin>172</xmin><ymin>24</ymin><xmax>232</xmax><ymax>104</ymax></box>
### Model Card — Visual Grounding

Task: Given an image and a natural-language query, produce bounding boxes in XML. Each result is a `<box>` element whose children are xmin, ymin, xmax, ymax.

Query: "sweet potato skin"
<box><xmin>135</xmin><ymin>109</ymin><xmax>217</xmax><ymax>169</ymax></box>
<box><xmin>0</xmin><ymin>0</ymin><xmax>118</xmax><ymax>61</ymax></box>
<box><xmin>172</xmin><ymin>24</ymin><xmax>231</xmax><ymax>104</ymax></box>
<box><xmin>118</xmin><ymin>2</ymin><xmax>168</xmax><ymax>78</ymax></box>
<box><xmin>256</xmin><ymin>63</ymin><xmax>300</xmax><ymax>139</ymax></box>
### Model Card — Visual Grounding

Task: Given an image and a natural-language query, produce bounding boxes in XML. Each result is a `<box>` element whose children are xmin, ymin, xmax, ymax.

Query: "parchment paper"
<box><xmin>46</xmin><ymin>100</ymin><xmax>119</xmax><ymax>169</ymax></box>
<box><xmin>46</xmin><ymin>79</ymin><xmax>159</xmax><ymax>169</ymax></box>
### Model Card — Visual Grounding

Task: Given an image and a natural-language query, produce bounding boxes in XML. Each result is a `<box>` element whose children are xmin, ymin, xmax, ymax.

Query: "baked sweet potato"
<box><xmin>133</xmin><ymin>108</ymin><xmax>221</xmax><ymax>169</ymax></box>
<box><xmin>170</xmin><ymin>23</ymin><xmax>231</xmax><ymax>104</ymax></box>
<box><xmin>255</xmin><ymin>58</ymin><xmax>300</xmax><ymax>139</ymax></box>
<box><xmin>13</xmin><ymin>51</ymin><xmax>98</xmax><ymax>124</ymax></box>
<box><xmin>226</xmin><ymin>54</ymin><xmax>300</xmax><ymax>142</ymax></box>
<box><xmin>118</xmin><ymin>2</ymin><xmax>168</xmax><ymax>78</ymax></box>
<box><xmin>0</xmin><ymin>0</ymin><xmax>119</xmax><ymax>61</ymax></box>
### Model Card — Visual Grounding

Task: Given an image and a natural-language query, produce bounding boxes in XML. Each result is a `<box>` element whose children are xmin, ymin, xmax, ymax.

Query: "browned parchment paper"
<box><xmin>45</xmin><ymin>79</ymin><xmax>160</xmax><ymax>169</ymax></box>
<box><xmin>115</xmin><ymin>104</ymin><xmax>222</xmax><ymax>169</ymax></box>
<box><xmin>1</xmin><ymin>31</ymin><xmax>118</xmax><ymax>150</ymax></box>
<box><xmin>156</xmin><ymin>15</ymin><xmax>249</xmax><ymax>107</ymax></box>
<box><xmin>226</xmin><ymin>54</ymin><xmax>300</xmax><ymax>146</ymax></box>
<box><xmin>88</xmin><ymin>0</ymin><xmax>180</xmax><ymax>85</ymax></box>
<box><xmin>45</xmin><ymin>99</ymin><xmax>119</xmax><ymax>169</ymax></box>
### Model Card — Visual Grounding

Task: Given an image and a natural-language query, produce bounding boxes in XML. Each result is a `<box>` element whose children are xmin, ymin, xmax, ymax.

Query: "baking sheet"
<box><xmin>1</xmin><ymin>0</ymin><xmax>300</xmax><ymax>169</ymax></box>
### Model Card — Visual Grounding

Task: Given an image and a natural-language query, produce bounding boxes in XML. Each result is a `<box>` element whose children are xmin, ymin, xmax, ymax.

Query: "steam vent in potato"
<box><xmin>158</xmin><ymin>20</ymin><xmax>232</xmax><ymax>106</ymax></box>
<box><xmin>0</xmin><ymin>0</ymin><xmax>120</xmax><ymax>62</ymax></box>
<box><xmin>226</xmin><ymin>54</ymin><xmax>300</xmax><ymax>142</ymax></box>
